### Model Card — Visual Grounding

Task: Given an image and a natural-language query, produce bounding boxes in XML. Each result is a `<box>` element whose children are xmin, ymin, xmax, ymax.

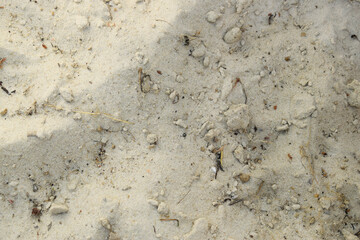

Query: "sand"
<box><xmin>1</xmin><ymin>0</ymin><xmax>360</xmax><ymax>239</ymax></box>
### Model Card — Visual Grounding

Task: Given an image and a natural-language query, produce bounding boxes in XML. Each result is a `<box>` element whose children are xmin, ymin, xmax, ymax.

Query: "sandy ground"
<box><xmin>1</xmin><ymin>0</ymin><xmax>360</xmax><ymax>239</ymax></box>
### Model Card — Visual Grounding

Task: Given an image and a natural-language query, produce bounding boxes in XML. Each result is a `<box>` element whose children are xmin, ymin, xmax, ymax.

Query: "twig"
<box><xmin>229</xmin><ymin>198</ymin><xmax>243</xmax><ymax>206</ymax></box>
<box><xmin>160</xmin><ymin>218</ymin><xmax>179</xmax><ymax>226</ymax></box>
<box><xmin>155</xmin><ymin>19</ymin><xmax>173</xmax><ymax>26</ymax></box>
<box><xmin>0</xmin><ymin>57</ymin><xmax>6</xmax><ymax>68</ymax></box>
<box><xmin>44</xmin><ymin>104</ymin><xmax>133</xmax><ymax>124</ymax></box>
<box><xmin>256</xmin><ymin>180</ymin><xmax>264</xmax><ymax>195</ymax></box>
<box><xmin>177</xmin><ymin>189</ymin><xmax>191</xmax><ymax>204</ymax></box>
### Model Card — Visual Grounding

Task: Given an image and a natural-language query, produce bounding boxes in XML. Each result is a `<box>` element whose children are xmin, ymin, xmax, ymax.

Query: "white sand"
<box><xmin>1</xmin><ymin>0</ymin><xmax>360</xmax><ymax>239</ymax></box>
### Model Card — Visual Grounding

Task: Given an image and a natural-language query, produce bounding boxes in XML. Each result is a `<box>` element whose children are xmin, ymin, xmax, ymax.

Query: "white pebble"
<box><xmin>174</xmin><ymin>119</ymin><xmax>188</xmax><ymax>129</ymax></box>
<box><xmin>203</xmin><ymin>56</ymin><xmax>210</xmax><ymax>67</ymax></box>
<box><xmin>224</xmin><ymin>104</ymin><xmax>250</xmax><ymax>131</ymax></box>
<box><xmin>292</xmin><ymin>204</ymin><xmax>301</xmax><ymax>210</ymax></box>
<box><xmin>319</xmin><ymin>197</ymin><xmax>331</xmax><ymax>210</ymax></box>
<box><xmin>233</xmin><ymin>146</ymin><xmax>245</xmax><ymax>163</ymax></box>
<box><xmin>59</xmin><ymin>88</ymin><xmax>74</xmax><ymax>102</ymax></box>
<box><xmin>49</xmin><ymin>203</ymin><xmax>69</xmax><ymax>215</ymax></box>
<box><xmin>73</xmin><ymin>113</ymin><xmax>82</xmax><ymax>120</ymax></box>
<box><xmin>206</xmin><ymin>11</ymin><xmax>220</xmax><ymax>23</ymax></box>
<box><xmin>223</xmin><ymin>27</ymin><xmax>242</xmax><ymax>44</ymax></box>
<box><xmin>146</xmin><ymin>134</ymin><xmax>158</xmax><ymax>145</ymax></box>
<box><xmin>75</xmin><ymin>16</ymin><xmax>89</xmax><ymax>30</ymax></box>
<box><xmin>147</xmin><ymin>199</ymin><xmax>159</xmax><ymax>207</ymax></box>
<box><xmin>192</xmin><ymin>45</ymin><xmax>206</xmax><ymax>58</ymax></box>
<box><xmin>100</xmin><ymin>218</ymin><xmax>112</xmax><ymax>230</ymax></box>
<box><xmin>175</xmin><ymin>75</ymin><xmax>185</xmax><ymax>83</ymax></box>
<box><xmin>157</xmin><ymin>202</ymin><xmax>169</xmax><ymax>215</ymax></box>
<box><xmin>169</xmin><ymin>90</ymin><xmax>180</xmax><ymax>104</ymax></box>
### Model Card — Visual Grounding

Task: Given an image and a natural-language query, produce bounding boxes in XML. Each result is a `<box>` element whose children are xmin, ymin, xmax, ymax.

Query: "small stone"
<box><xmin>292</xmin><ymin>204</ymin><xmax>301</xmax><ymax>210</ymax></box>
<box><xmin>59</xmin><ymin>88</ymin><xmax>74</xmax><ymax>102</ymax></box>
<box><xmin>146</xmin><ymin>134</ymin><xmax>158</xmax><ymax>145</ymax></box>
<box><xmin>347</xmin><ymin>80</ymin><xmax>360</xmax><ymax>108</ymax></box>
<box><xmin>100</xmin><ymin>218</ymin><xmax>112</xmax><ymax>230</ymax></box>
<box><xmin>192</xmin><ymin>45</ymin><xmax>206</xmax><ymax>58</ymax></box>
<box><xmin>174</xmin><ymin>119</ymin><xmax>188</xmax><ymax>129</ymax></box>
<box><xmin>319</xmin><ymin>197</ymin><xmax>331</xmax><ymax>210</ymax></box>
<box><xmin>203</xmin><ymin>56</ymin><xmax>210</xmax><ymax>67</ymax></box>
<box><xmin>147</xmin><ymin>199</ymin><xmax>159</xmax><ymax>207</ymax></box>
<box><xmin>75</xmin><ymin>16</ymin><xmax>89</xmax><ymax>30</ymax></box>
<box><xmin>204</xmin><ymin>128</ymin><xmax>221</xmax><ymax>142</ymax></box>
<box><xmin>175</xmin><ymin>75</ymin><xmax>185</xmax><ymax>83</ymax></box>
<box><xmin>0</xmin><ymin>108</ymin><xmax>7</xmax><ymax>116</ymax></box>
<box><xmin>223</xmin><ymin>27</ymin><xmax>242</xmax><ymax>44</ymax></box>
<box><xmin>169</xmin><ymin>90</ymin><xmax>179</xmax><ymax>104</ymax></box>
<box><xmin>291</xmin><ymin>196</ymin><xmax>298</xmax><ymax>203</ymax></box>
<box><xmin>224</xmin><ymin>104</ymin><xmax>250</xmax><ymax>131</ymax></box>
<box><xmin>157</xmin><ymin>202</ymin><xmax>169</xmax><ymax>216</ymax></box>
<box><xmin>74</xmin><ymin>0</ymin><xmax>81</xmax><ymax>3</ymax></box>
<box><xmin>206</xmin><ymin>11</ymin><xmax>220</xmax><ymax>23</ymax></box>
<box><xmin>291</xmin><ymin>93</ymin><xmax>316</xmax><ymax>120</ymax></box>
<box><xmin>67</xmin><ymin>178</ymin><xmax>79</xmax><ymax>191</ymax></box>
<box><xmin>271</xmin><ymin>184</ymin><xmax>278</xmax><ymax>190</ymax></box>
<box><xmin>233</xmin><ymin>145</ymin><xmax>244</xmax><ymax>163</ymax></box>
<box><xmin>9</xmin><ymin>181</ymin><xmax>19</xmax><ymax>187</ymax></box>
<box><xmin>73</xmin><ymin>113</ymin><xmax>82</xmax><ymax>120</ymax></box>
<box><xmin>49</xmin><ymin>203</ymin><xmax>69</xmax><ymax>215</ymax></box>
<box><xmin>275</xmin><ymin>124</ymin><xmax>289</xmax><ymax>132</ymax></box>
<box><xmin>239</xmin><ymin>173</ymin><xmax>250</xmax><ymax>183</ymax></box>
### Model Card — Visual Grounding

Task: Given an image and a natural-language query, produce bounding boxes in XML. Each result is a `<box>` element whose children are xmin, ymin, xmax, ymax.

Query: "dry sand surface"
<box><xmin>1</xmin><ymin>0</ymin><xmax>360</xmax><ymax>239</ymax></box>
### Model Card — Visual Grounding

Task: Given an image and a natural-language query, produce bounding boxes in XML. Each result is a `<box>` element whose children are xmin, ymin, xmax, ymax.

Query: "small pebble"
<box><xmin>75</xmin><ymin>16</ymin><xmax>89</xmax><ymax>30</ymax></box>
<box><xmin>100</xmin><ymin>218</ymin><xmax>112</xmax><ymax>230</ymax></box>
<box><xmin>169</xmin><ymin>90</ymin><xmax>179</xmax><ymax>104</ymax></box>
<box><xmin>157</xmin><ymin>202</ymin><xmax>169</xmax><ymax>215</ymax></box>
<box><xmin>206</xmin><ymin>11</ymin><xmax>220</xmax><ymax>23</ymax></box>
<box><xmin>192</xmin><ymin>45</ymin><xmax>206</xmax><ymax>58</ymax></box>
<box><xmin>319</xmin><ymin>197</ymin><xmax>331</xmax><ymax>210</ymax></box>
<box><xmin>292</xmin><ymin>204</ymin><xmax>301</xmax><ymax>210</ymax></box>
<box><xmin>146</xmin><ymin>134</ymin><xmax>158</xmax><ymax>145</ymax></box>
<box><xmin>239</xmin><ymin>173</ymin><xmax>250</xmax><ymax>183</ymax></box>
<box><xmin>147</xmin><ymin>199</ymin><xmax>159</xmax><ymax>207</ymax></box>
<box><xmin>49</xmin><ymin>203</ymin><xmax>69</xmax><ymax>215</ymax></box>
<box><xmin>223</xmin><ymin>27</ymin><xmax>242</xmax><ymax>44</ymax></box>
<box><xmin>233</xmin><ymin>146</ymin><xmax>245</xmax><ymax>163</ymax></box>
<box><xmin>174</xmin><ymin>119</ymin><xmax>188</xmax><ymax>129</ymax></box>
